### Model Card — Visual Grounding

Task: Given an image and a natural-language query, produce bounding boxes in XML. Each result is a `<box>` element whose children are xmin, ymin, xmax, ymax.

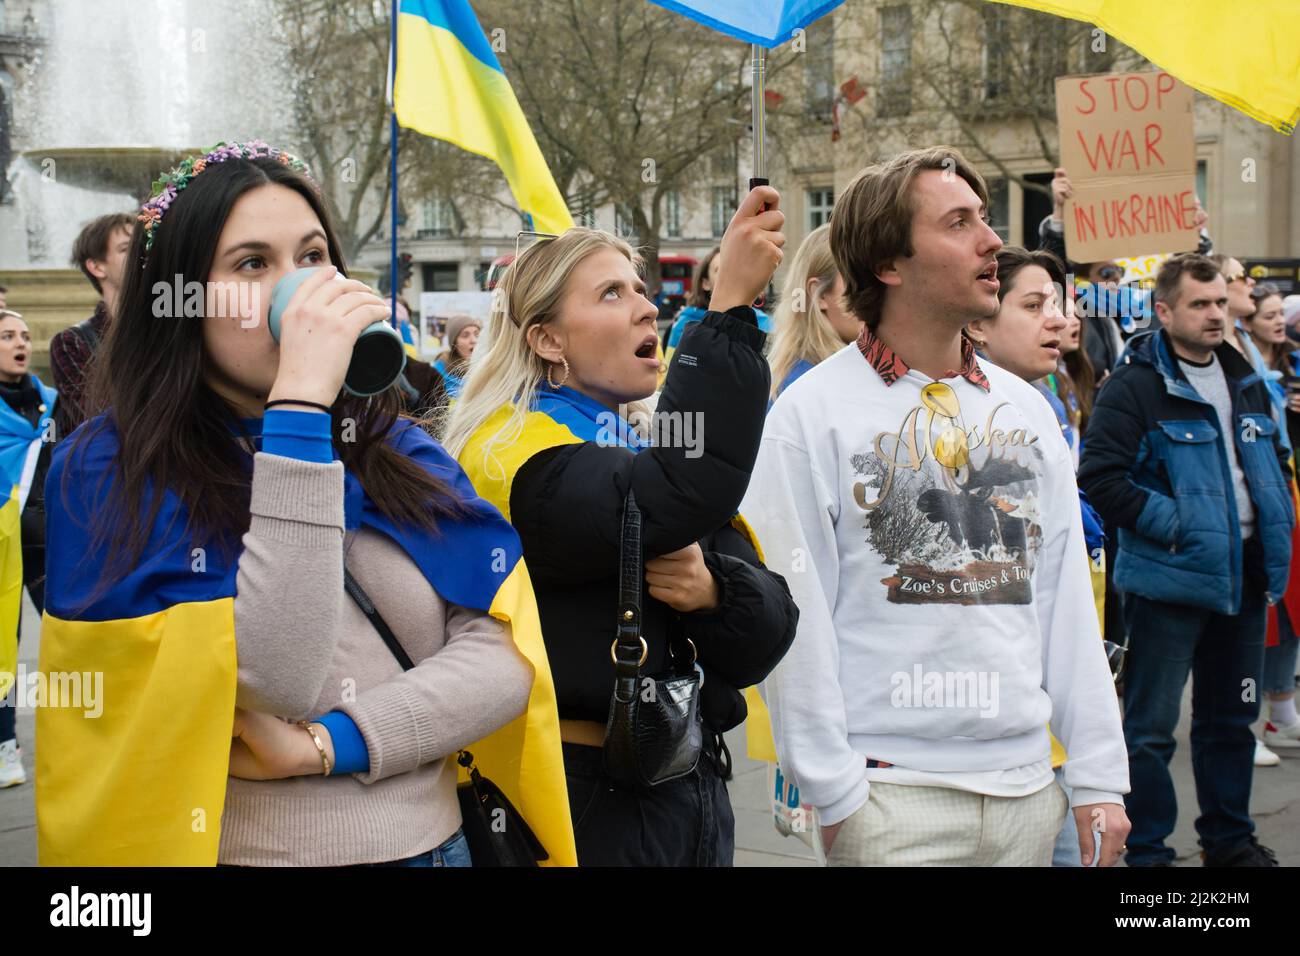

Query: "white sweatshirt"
<box><xmin>744</xmin><ymin>339</ymin><xmax>1128</xmax><ymax>826</ymax></box>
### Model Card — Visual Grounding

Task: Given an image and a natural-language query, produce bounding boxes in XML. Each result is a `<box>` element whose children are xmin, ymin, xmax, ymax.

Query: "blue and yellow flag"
<box><xmin>647</xmin><ymin>0</ymin><xmax>846</xmax><ymax>47</ymax></box>
<box><xmin>0</xmin><ymin>375</ymin><xmax>55</xmax><ymax>702</ymax></box>
<box><xmin>458</xmin><ymin>386</ymin><xmax>646</xmax><ymax>522</ymax></box>
<box><xmin>37</xmin><ymin>416</ymin><xmax>575</xmax><ymax>866</ymax></box>
<box><xmin>395</xmin><ymin>0</ymin><xmax>575</xmax><ymax>233</ymax></box>
<box><xmin>990</xmin><ymin>0</ymin><xmax>1300</xmax><ymax>134</ymax></box>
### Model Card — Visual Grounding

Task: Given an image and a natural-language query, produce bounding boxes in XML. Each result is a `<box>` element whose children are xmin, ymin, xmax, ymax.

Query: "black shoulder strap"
<box><xmin>344</xmin><ymin>568</ymin><xmax>415</xmax><ymax>671</ymax></box>
<box><xmin>612</xmin><ymin>490</ymin><xmax>645</xmax><ymax>677</ymax></box>
<box><xmin>342</xmin><ymin>567</ymin><xmax>492</xmax><ymax>789</ymax></box>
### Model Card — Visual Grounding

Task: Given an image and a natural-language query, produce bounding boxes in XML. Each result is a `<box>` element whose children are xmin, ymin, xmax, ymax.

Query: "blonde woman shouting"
<box><xmin>444</xmin><ymin>187</ymin><xmax>798</xmax><ymax>866</ymax></box>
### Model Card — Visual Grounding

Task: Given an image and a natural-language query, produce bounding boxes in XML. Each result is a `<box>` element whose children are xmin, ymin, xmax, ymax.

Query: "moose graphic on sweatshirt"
<box><xmin>850</xmin><ymin>382</ymin><xmax>1044</xmax><ymax>605</ymax></box>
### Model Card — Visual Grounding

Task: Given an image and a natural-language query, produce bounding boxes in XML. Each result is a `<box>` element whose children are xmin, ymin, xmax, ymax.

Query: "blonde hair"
<box><xmin>767</xmin><ymin>223</ymin><xmax>845</xmax><ymax>400</ymax></box>
<box><xmin>442</xmin><ymin>228</ymin><xmax>652</xmax><ymax>473</ymax></box>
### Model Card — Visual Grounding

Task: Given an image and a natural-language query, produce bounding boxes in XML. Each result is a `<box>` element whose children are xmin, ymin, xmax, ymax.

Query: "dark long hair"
<box><xmin>1062</xmin><ymin>284</ymin><xmax>1096</xmax><ymax>435</ymax></box>
<box><xmin>1248</xmin><ymin>282</ymin><xmax>1290</xmax><ymax>373</ymax></box>
<box><xmin>992</xmin><ymin>246</ymin><xmax>1092</xmax><ymax>432</ymax></box>
<box><xmin>71</xmin><ymin>154</ymin><xmax>464</xmax><ymax>597</ymax></box>
<box><xmin>687</xmin><ymin>246</ymin><xmax>721</xmax><ymax>310</ymax></box>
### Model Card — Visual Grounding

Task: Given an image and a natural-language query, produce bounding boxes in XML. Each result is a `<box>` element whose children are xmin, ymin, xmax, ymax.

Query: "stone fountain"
<box><xmin>0</xmin><ymin>0</ymin><xmax>297</xmax><ymax>373</ymax></box>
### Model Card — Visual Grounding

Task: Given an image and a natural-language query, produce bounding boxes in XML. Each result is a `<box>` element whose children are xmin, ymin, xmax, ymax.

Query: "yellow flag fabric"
<box><xmin>479</xmin><ymin>560</ymin><xmax>577</xmax><ymax>867</ymax></box>
<box><xmin>0</xmin><ymin>490</ymin><xmax>22</xmax><ymax>701</ymax></box>
<box><xmin>37</xmin><ymin>599</ymin><xmax>239</xmax><ymax>866</ymax></box>
<box><xmin>395</xmin><ymin>0</ymin><xmax>575</xmax><ymax>232</ymax></box>
<box><xmin>990</xmin><ymin>0</ymin><xmax>1299</xmax><ymax>133</ymax></box>
<box><xmin>458</xmin><ymin>404</ymin><xmax>584</xmax><ymax>522</ymax></box>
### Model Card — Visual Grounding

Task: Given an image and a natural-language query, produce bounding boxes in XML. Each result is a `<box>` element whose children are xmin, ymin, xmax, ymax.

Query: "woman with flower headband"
<box><xmin>36</xmin><ymin>141</ymin><xmax>575</xmax><ymax>867</ymax></box>
<box><xmin>443</xmin><ymin>186</ymin><xmax>798</xmax><ymax>866</ymax></box>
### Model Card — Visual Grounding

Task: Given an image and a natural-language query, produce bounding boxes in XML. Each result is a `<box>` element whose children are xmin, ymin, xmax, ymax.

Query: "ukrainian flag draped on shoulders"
<box><xmin>0</xmin><ymin>376</ymin><xmax>56</xmax><ymax>702</ymax></box>
<box><xmin>458</xmin><ymin>385</ymin><xmax>646</xmax><ymax>522</ymax></box>
<box><xmin>37</xmin><ymin>414</ymin><xmax>574</xmax><ymax>866</ymax></box>
<box><xmin>394</xmin><ymin>0</ymin><xmax>574</xmax><ymax>233</ymax></box>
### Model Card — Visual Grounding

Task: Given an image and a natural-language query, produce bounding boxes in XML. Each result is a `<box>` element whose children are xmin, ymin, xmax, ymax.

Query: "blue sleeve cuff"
<box><xmin>262</xmin><ymin>408</ymin><xmax>334</xmax><ymax>464</ymax></box>
<box><xmin>314</xmin><ymin>711</ymin><xmax>370</xmax><ymax>775</ymax></box>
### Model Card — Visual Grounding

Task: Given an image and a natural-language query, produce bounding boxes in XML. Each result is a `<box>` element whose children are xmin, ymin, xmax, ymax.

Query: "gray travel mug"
<box><xmin>267</xmin><ymin>267</ymin><xmax>406</xmax><ymax>397</ymax></box>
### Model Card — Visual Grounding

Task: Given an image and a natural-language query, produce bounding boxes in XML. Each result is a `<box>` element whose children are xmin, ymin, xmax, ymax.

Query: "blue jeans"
<box><xmin>1262</xmin><ymin>602</ymin><xmax>1299</xmax><ymax>696</ymax></box>
<box><xmin>352</xmin><ymin>829</ymin><xmax>472</xmax><ymax>868</ymax></box>
<box><xmin>1121</xmin><ymin>587</ymin><xmax>1265</xmax><ymax>865</ymax></box>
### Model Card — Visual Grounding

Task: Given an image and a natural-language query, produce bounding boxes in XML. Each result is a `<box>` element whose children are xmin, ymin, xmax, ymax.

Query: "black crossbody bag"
<box><xmin>343</xmin><ymin>569</ymin><xmax>548</xmax><ymax>867</ymax></box>
<box><xmin>602</xmin><ymin>490</ymin><xmax>705</xmax><ymax>787</ymax></box>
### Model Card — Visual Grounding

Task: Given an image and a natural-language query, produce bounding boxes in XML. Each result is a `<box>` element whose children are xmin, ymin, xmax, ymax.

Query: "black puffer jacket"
<box><xmin>510</xmin><ymin>307</ymin><xmax>798</xmax><ymax>733</ymax></box>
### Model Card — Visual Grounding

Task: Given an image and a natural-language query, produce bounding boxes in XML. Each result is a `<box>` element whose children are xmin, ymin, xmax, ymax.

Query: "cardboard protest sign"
<box><xmin>1056</xmin><ymin>71</ymin><xmax>1200</xmax><ymax>263</ymax></box>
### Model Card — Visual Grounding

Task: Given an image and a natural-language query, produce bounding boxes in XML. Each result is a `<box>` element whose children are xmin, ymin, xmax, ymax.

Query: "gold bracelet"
<box><xmin>298</xmin><ymin>720</ymin><xmax>332</xmax><ymax>776</ymax></box>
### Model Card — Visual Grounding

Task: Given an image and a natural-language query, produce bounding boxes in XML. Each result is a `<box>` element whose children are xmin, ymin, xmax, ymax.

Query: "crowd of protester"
<box><xmin>0</xmin><ymin>140</ymin><xmax>1295</xmax><ymax>869</ymax></box>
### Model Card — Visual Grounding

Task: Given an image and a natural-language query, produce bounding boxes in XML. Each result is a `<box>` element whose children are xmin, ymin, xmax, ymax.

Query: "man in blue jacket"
<box><xmin>1079</xmin><ymin>253</ymin><xmax>1293</xmax><ymax>867</ymax></box>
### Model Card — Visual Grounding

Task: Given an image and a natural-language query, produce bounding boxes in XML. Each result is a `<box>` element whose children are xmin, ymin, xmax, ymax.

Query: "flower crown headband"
<box><xmin>137</xmin><ymin>140</ymin><xmax>314</xmax><ymax>252</ymax></box>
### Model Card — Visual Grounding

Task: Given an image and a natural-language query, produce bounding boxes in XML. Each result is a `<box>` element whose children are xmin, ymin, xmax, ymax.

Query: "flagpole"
<box><xmin>388</xmin><ymin>0</ymin><xmax>399</xmax><ymax>329</ymax></box>
<box><xmin>749</xmin><ymin>43</ymin><xmax>767</xmax><ymax>191</ymax></box>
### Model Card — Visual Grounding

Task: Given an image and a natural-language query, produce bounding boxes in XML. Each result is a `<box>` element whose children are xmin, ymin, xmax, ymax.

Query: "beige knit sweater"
<box><xmin>217</xmin><ymin>452</ymin><xmax>534</xmax><ymax>867</ymax></box>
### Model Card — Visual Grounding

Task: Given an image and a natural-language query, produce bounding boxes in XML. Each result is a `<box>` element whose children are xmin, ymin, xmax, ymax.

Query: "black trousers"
<box><xmin>563</xmin><ymin>739</ymin><xmax>735</xmax><ymax>867</ymax></box>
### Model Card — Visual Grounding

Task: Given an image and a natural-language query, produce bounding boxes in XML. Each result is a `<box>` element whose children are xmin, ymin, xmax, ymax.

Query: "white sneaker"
<box><xmin>1263</xmin><ymin>719</ymin><xmax>1300</xmax><ymax>749</ymax></box>
<box><xmin>1254</xmin><ymin>738</ymin><xmax>1281</xmax><ymax>767</ymax></box>
<box><xmin>0</xmin><ymin>739</ymin><xmax>26</xmax><ymax>788</ymax></box>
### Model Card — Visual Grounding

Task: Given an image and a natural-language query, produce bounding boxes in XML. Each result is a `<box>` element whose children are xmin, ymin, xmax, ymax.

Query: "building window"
<box><xmin>421</xmin><ymin>262</ymin><xmax>459</xmax><ymax>292</ymax></box>
<box><xmin>1029</xmin><ymin>21</ymin><xmax>1068</xmax><ymax>98</ymax></box>
<box><xmin>879</xmin><ymin>5</ymin><xmax>912</xmax><ymax>117</ymax></box>
<box><xmin>986</xmin><ymin>177</ymin><xmax>1009</xmax><ymax>241</ymax></box>
<box><xmin>804</xmin><ymin>17</ymin><xmax>835</xmax><ymax>116</ymax></box>
<box><xmin>711</xmin><ymin>186</ymin><xmax>735</xmax><ymax>238</ymax></box>
<box><xmin>576</xmin><ymin>197</ymin><xmax>597</xmax><ymax>229</ymax></box>
<box><xmin>615</xmin><ymin>203</ymin><xmax>637</xmax><ymax>238</ymax></box>
<box><xmin>665</xmin><ymin>190</ymin><xmax>683</xmax><ymax>238</ymax></box>
<box><xmin>0</xmin><ymin>71</ymin><xmax>12</xmax><ymax>203</ymax></box>
<box><xmin>416</xmin><ymin>198</ymin><xmax>457</xmax><ymax>238</ymax></box>
<box><xmin>807</xmin><ymin>187</ymin><xmax>834</xmax><ymax>231</ymax></box>
<box><xmin>711</xmin><ymin>145</ymin><xmax>735</xmax><ymax>177</ymax></box>
<box><xmin>982</xmin><ymin>8</ymin><xmax>1010</xmax><ymax>102</ymax></box>
<box><xmin>1196</xmin><ymin>159</ymin><xmax>1207</xmax><ymax>206</ymax></box>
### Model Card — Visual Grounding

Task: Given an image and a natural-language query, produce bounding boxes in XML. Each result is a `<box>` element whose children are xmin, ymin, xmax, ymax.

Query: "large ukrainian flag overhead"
<box><xmin>990</xmin><ymin>0</ymin><xmax>1299</xmax><ymax>134</ymax></box>
<box><xmin>395</xmin><ymin>0</ymin><xmax>575</xmax><ymax>233</ymax></box>
<box><xmin>655</xmin><ymin>1</ymin><xmax>1297</xmax><ymax>134</ymax></box>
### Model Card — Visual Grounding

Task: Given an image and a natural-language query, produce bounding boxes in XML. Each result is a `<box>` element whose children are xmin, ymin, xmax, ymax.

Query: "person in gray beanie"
<box><xmin>434</xmin><ymin>314</ymin><xmax>482</xmax><ymax>398</ymax></box>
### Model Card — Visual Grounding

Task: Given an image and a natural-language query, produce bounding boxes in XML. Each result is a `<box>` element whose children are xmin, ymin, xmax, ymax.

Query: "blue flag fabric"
<box><xmin>647</xmin><ymin>0</ymin><xmax>844</xmax><ymax>46</ymax></box>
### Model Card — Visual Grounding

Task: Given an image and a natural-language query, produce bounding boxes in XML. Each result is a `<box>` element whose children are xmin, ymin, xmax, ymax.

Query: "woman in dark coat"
<box><xmin>444</xmin><ymin>187</ymin><xmax>798</xmax><ymax>865</ymax></box>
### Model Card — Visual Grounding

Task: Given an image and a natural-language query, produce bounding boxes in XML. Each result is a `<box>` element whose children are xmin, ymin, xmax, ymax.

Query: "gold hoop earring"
<box><xmin>547</xmin><ymin>355</ymin><xmax>571</xmax><ymax>389</ymax></box>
